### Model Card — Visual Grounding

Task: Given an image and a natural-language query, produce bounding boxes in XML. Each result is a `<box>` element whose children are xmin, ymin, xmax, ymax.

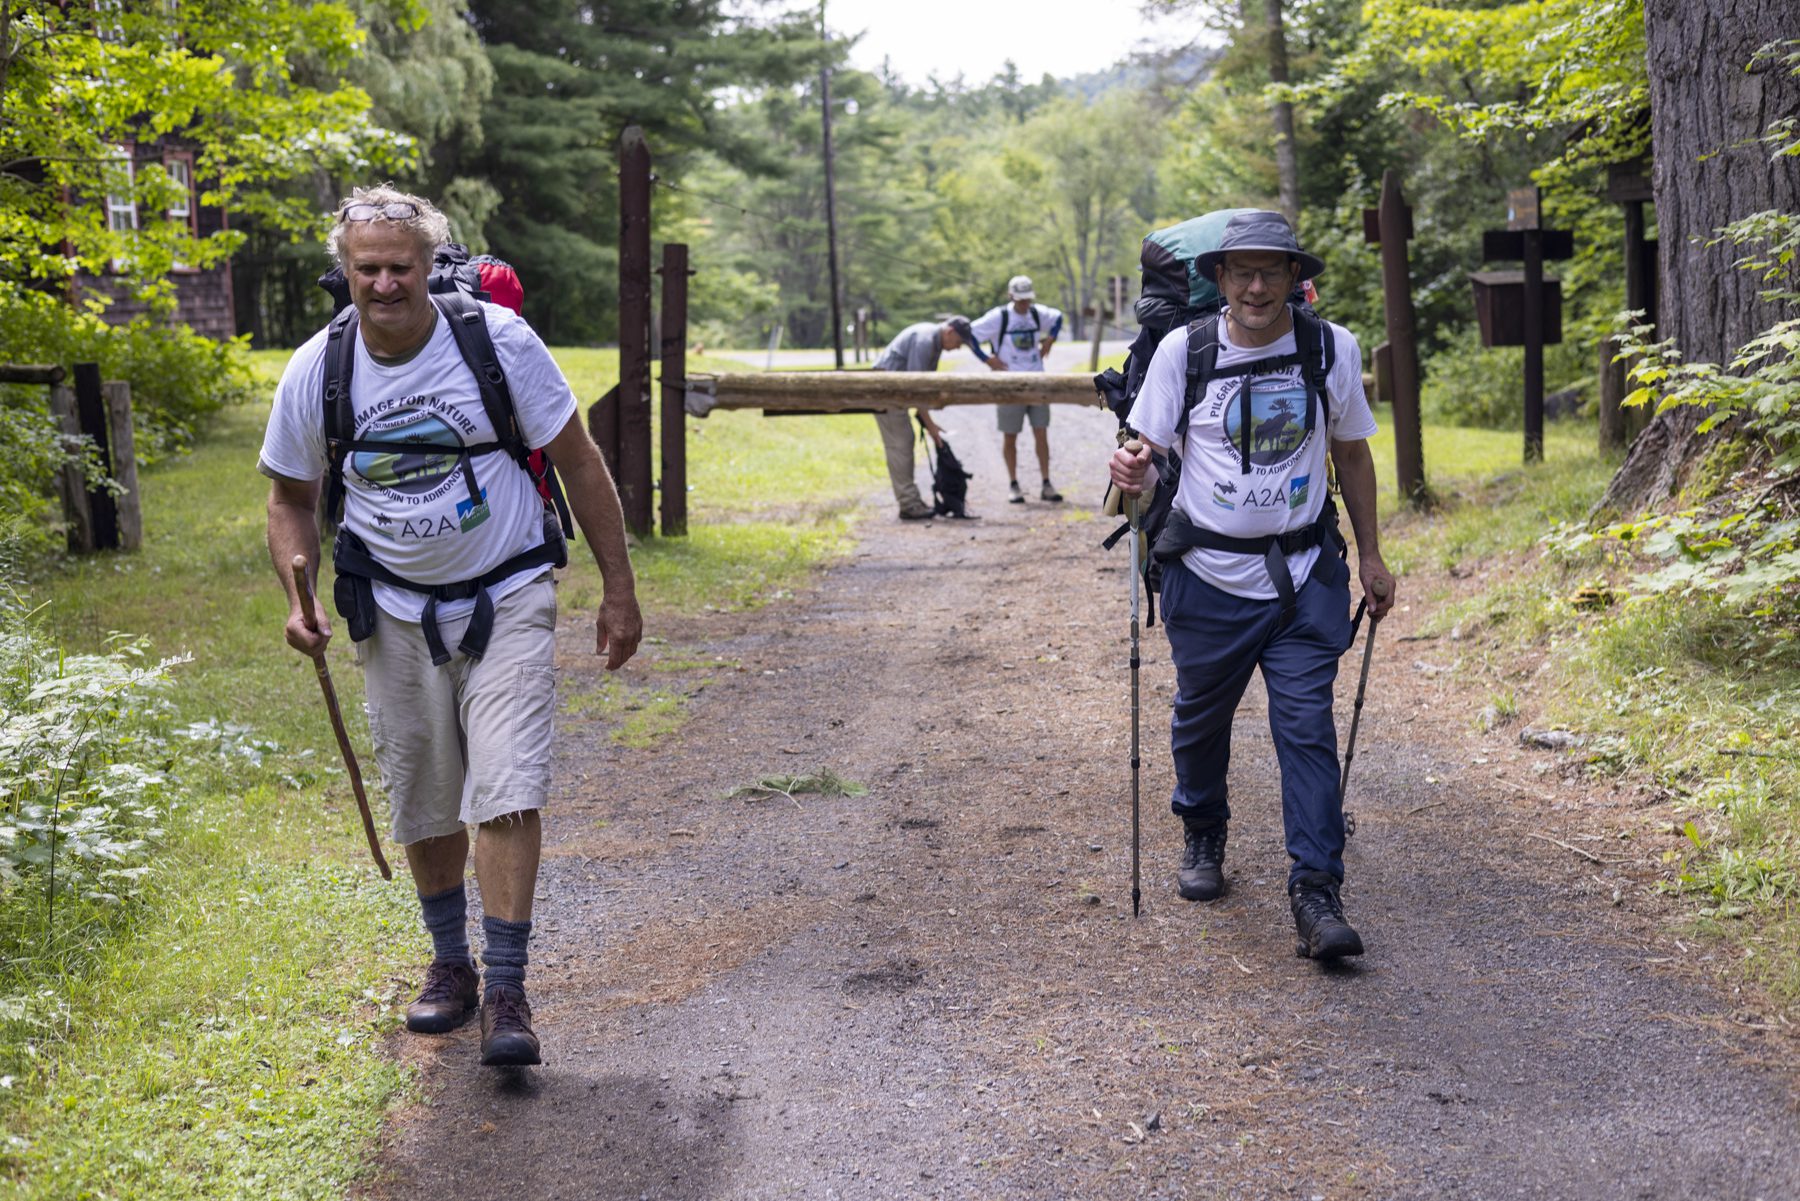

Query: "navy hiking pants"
<box><xmin>1160</xmin><ymin>552</ymin><xmax>1354</xmax><ymax>885</ymax></box>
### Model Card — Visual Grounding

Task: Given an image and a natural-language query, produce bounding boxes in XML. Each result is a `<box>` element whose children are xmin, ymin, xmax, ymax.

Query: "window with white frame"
<box><xmin>105</xmin><ymin>150</ymin><xmax>138</xmax><ymax>234</ymax></box>
<box><xmin>165</xmin><ymin>157</ymin><xmax>192</xmax><ymax>223</ymax></box>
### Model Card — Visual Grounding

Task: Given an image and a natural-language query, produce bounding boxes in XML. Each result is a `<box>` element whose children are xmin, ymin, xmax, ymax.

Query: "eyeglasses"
<box><xmin>337</xmin><ymin>201</ymin><xmax>420</xmax><ymax>224</ymax></box>
<box><xmin>1222</xmin><ymin>264</ymin><xmax>1295</xmax><ymax>289</ymax></box>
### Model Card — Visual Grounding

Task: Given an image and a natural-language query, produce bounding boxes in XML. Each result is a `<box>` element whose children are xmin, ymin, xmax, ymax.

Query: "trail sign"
<box><xmin>1475</xmin><ymin>186</ymin><xmax>1575</xmax><ymax>462</ymax></box>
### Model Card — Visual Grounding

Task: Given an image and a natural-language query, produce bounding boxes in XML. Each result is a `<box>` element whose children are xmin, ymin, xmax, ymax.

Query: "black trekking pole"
<box><xmin>1125</xmin><ymin>441</ymin><xmax>1144</xmax><ymax>918</ymax></box>
<box><xmin>1339</xmin><ymin>577</ymin><xmax>1389</xmax><ymax>834</ymax></box>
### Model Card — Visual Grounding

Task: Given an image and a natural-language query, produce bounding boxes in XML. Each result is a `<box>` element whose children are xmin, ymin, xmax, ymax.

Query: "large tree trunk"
<box><xmin>1264</xmin><ymin>0</ymin><xmax>1299</xmax><ymax>225</ymax></box>
<box><xmin>1599</xmin><ymin>0</ymin><xmax>1800</xmax><ymax>516</ymax></box>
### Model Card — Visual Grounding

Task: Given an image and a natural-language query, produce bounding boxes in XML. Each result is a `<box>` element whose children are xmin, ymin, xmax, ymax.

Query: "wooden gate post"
<box><xmin>617</xmin><ymin>126</ymin><xmax>654</xmax><ymax>537</ymax></box>
<box><xmin>73</xmin><ymin>362</ymin><xmax>120</xmax><ymax>550</ymax></box>
<box><xmin>658</xmin><ymin>243</ymin><xmax>691</xmax><ymax>537</ymax></box>
<box><xmin>104</xmin><ymin>381</ymin><xmax>142</xmax><ymax>550</ymax></box>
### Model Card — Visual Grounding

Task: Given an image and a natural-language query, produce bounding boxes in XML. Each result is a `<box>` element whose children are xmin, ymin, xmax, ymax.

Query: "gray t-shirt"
<box><xmin>875</xmin><ymin>322</ymin><xmax>944</xmax><ymax>373</ymax></box>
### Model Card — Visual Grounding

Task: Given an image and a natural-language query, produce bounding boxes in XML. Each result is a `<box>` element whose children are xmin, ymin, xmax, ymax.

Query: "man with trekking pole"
<box><xmin>1107</xmin><ymin>211</ymin><xmax>1394</xmax><ymax>959</ymax></box>
<box><xmin>261</xmin><ymin>186</ymin><xmax>642</xmax><ymax>1064</ymax></box>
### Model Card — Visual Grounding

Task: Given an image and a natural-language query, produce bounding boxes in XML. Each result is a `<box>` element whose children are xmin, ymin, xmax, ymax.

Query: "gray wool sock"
<box><xmin>418</xmin><ymin>883</ymin><xmax>473</xmax><ymax>968</ymax></box>
<box><xmin>481</xmin><ymin>915</ymin><xmax>532</xmax><ymax>996</ymax></box>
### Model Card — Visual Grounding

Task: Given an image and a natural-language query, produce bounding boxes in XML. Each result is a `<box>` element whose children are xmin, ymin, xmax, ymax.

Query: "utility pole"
<box><xmin>819</xmin><ymin>2</ymin><xmax>845</xmax><ymax>370</ymax></box>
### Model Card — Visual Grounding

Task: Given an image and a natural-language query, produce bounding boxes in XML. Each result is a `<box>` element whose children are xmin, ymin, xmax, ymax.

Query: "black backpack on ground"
<box><xmin>919</xmin><ymin>417</ymin><xmax>977</xmax><ymax>519</ymax></box>
<box><xmin>320</xmin><ymin>290</ymin><xmax>573</xmax><ymax>666</ymax></box>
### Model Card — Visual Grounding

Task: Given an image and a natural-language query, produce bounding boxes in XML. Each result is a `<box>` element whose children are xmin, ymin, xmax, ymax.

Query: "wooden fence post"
<box><xmin>104</xmin><ymin>381</ymin><xmax>142</xmax><ymax>550</ymax></box>
<box><xmin>617</xmin><ymin>126</ymin><xmax>654</xmax><ymax>537</ymax></box>
<box><xmin>47</xmin><ymin>384</ymin><xmax>94</xmax><ymax>552</ymax></box>
<box><xmin>658</xmin><ymin>243</ymin><xmax>690</xmax><ymax>537</ymax></box>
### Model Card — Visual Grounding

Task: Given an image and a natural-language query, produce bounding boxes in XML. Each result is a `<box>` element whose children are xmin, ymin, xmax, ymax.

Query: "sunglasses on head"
<box><xmin>337</xmin><ymin>201</ymin><xmax>420</xmax><ymax>223</ymax></box>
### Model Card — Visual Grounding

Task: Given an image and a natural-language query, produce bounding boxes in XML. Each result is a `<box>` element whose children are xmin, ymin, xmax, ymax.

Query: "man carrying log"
<box><xmin>260</xmin><ymin>186</ymin><xmax>642</xmax><ymax>1065</ymax></box>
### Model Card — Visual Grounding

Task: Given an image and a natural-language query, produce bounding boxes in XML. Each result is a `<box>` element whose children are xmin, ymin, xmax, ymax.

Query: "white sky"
<box><xmin>825</xmin><ymin>0</ymin><xmax>1196</xmax><ymax>86</ymax></box>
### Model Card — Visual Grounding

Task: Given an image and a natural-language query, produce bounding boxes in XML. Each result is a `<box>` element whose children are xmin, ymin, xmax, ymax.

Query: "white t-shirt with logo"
<box><xmin>1129</xmin><ymin>312</ymin><xmax>1376</xmax><ymax>600</ymax></box>
<box><xmin>259</xmin><ymin>303</ymin><xmax>578</xmax><ymax>623</ymax></box>
<box><xmin>970</xmin><ymin>302</ymin><xmax>1063</xmax><ymax>372</ymax></box>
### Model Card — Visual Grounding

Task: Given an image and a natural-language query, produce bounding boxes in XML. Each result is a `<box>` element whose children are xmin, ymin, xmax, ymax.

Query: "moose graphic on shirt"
<box><xmin>1220</xmin><ymin>377</ymin><xmax>1309</xmax><ymax>470</ymax></box>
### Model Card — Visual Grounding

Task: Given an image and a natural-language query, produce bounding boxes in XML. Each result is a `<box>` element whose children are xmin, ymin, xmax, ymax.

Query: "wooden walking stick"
<box><xmin>290</xmin><ymin>555</ymin><xmax>392</xmax><ymax>880</ymax></box>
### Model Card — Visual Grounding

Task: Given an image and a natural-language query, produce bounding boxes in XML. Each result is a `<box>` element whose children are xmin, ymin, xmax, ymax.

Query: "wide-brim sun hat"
<box><xmin>1193</xmin><ymin>210</ymin><xmax>1326</xmax><ymax>281</ymax></box>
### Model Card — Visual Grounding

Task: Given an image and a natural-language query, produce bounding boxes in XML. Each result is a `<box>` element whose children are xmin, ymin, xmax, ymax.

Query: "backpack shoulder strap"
<box><xmin>998</xmin><ymin>307</ymin><xmax>1009</xmax><ymax>343</ymax></box>
<box><xmin>435</xmin><ymin>292</ymin><xmax>529</xmax><ymax>468</ymax></box>
<box><xmin>322</xmin><ymin>305</ymin><xmax>360</xmax><ymax>524</ymax></box>
<box><xmin>1177</xmin><ymin>314</ymin><xmax>1223</xmax><ymax>443</ymax></box>
<box><xmin>1289</xmin><ymin>305</ymin><xmax>1334</xmax><ymax>432</ymax></box>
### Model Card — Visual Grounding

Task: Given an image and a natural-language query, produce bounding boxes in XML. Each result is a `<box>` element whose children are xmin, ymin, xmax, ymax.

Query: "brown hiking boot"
<box><xmin>405</xmin><ymin>960</ymin><xmax>479</xmax><ymax>1033</ymax></box>
<box><xmin>479</xmin><ymin>984</ymin><xmax>541</xmax><ymax>1066</ymax></box>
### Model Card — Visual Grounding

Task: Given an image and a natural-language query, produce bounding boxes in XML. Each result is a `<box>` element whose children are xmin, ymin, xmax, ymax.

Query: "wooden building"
<box><xmin>73</xmin><ymin>136</ymin><xmax>236</xmax><ymax>341</ymax></box>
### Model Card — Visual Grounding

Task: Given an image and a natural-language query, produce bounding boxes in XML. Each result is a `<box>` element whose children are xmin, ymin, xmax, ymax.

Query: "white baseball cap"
<box><xmin>1007</xmin><ymin>275</ymin><xmax>1035</xmax><ymax>300</ymax></box>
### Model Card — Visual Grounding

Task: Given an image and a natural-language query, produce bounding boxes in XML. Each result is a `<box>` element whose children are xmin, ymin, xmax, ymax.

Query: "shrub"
<box><xmin>1420</xmin><ymin>339</ymin><xmax>1591</xmax><ymax>428</ymax></box>
<box><xmin>0</xmin><ymin>587</ymin><xmax>184</xmax><ymax>977</ymax></box>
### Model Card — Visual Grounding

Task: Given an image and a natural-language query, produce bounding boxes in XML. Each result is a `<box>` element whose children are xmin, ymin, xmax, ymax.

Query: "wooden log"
<box><xmin>105</xmin><ymin>381</ymin><xmax>142</xmax><ymax>551</ymax></box>
<box><xmin>684</xmin><ymin>371</ymin><xmax>1103</xmax><ymax>416</ymax></box>
<box><xmin>0</xmin><ymin>363</ymin><xmax>65</xmax><ymax>385</ymax></box>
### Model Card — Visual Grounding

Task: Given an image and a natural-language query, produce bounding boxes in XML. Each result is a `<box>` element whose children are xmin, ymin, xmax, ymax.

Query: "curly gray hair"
<box><xmin>325</xmin><ymin>184</ymin><xmax>452</xmax><ymax>265</ymax></box>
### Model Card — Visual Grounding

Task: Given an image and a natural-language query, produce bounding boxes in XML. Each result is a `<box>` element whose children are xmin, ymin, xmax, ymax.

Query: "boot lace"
<box><xmin>485</xmin><ymin>986</ymin><xmax>533</xmax><ymax>1034</ymax></box>
<box><xmin>1182</xmin><ymin>825</ymin><xmax>1227</xmax><ymax>871</ymax></box>
<box><xmin>418</xmin><ymin>960</ymin><xmax>473</xmax><ymax>1003</ymax></box>
<box><xmin>1293</xmin><ymin>882</ymin><xmax>1345</xmax><ymax>926</ymax></box>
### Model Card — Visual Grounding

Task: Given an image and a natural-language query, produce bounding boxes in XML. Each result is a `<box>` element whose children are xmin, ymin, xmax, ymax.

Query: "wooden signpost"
<box><xmin>1362</xmin><ymin>169</ymin><xmax>1427</xmax><ymax>502</ymax></box>
<box><xmin>1473</xmin><ymin>185</ymin><xmax>1574</xmax><ymax>462</ymax></box>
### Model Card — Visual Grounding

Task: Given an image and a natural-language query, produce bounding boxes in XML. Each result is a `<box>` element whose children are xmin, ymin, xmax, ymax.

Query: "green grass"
<box><xmin>5</xmin><ymin>345</ymin><xmax>892</xmax><ymax>1199</ymax></box>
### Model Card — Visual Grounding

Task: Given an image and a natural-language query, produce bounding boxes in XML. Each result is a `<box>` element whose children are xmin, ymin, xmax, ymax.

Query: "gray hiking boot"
<box><xmin>1177</xmin><ymin>819</ymin><xmax>1227</xmax><ymax>901</ymax></box>
<box><xmin>1289</xmin><ymin>871</ymin><xmax>1365</xmax><ymax>960</ymax></box>
<box><xmin>1040</xmin><ymin>479</ymin><xmax>1064</xmax><ymax>503</ymax></box>
<box><xmin>1008</xmin><ymin>481</ymin><xmax>1026</xmax><ymax>504</ymax></box>
<box><xmin>899</xmin><ymin>502</ymin><xmax>935</xmax><ymax>521</ymax></box>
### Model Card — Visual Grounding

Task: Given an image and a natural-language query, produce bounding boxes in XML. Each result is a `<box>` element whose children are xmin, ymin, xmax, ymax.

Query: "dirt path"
<box><xmin>363</xmin><ymin>404</ymin><xmax>1800</xmax><ymax>1200</ymax></box>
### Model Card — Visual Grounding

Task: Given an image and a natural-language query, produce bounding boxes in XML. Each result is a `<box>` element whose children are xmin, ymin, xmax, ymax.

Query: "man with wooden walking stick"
<box><xmin>1108</xmin><ymin>211</ymin><xmax>1393</xmax><ymax>960</ymax></box>
<box><xmin>262</xmin><ymin>186</ymin><xmax>641</xmax><ymax>1065</ymax></box>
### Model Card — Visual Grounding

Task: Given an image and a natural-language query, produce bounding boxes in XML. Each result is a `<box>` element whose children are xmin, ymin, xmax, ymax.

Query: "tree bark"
<box><xmin>1264</xmin><ymin>0</ymin><xmax>1299</xmax><ymax>225</ymax></box>
<box><xmin>1599</xmin><ymin>0</ymin><xmax>1800</xmax><ymax>516</ymax></box>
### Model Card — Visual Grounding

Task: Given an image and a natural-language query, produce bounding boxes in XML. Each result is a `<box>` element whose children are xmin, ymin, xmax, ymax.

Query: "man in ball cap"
<box><xmin>968</xmin><ymin>275</ymin><xmax>1066</xmax><ymax>504</ymax></box>
<box><xmin>1107</xmin><ymin>210</ymin><xmax>1395</xmax><ymax>961</ymax></box>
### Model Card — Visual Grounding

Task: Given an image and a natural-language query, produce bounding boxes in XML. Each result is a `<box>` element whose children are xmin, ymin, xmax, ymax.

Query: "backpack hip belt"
<box><xmin>332</xmin><ymin>518</ymin><xmax>567</xmax><ymax>667</ymax></box>
<box><xmin>1152</xmin><ymin>499</ymin><xmax>1346</xmax><ymax>628</ymax></box>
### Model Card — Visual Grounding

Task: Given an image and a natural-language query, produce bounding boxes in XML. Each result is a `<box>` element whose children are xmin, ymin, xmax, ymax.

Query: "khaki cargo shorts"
<box><xmin>996</xmin><ymin>402</ymin><xmax>1051</xmax><ymax>433</ymax></box>
<box><xmin>355</xmin><ymin>575</ymin><xmax>558</xmax><ymax>845</ymax></box>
